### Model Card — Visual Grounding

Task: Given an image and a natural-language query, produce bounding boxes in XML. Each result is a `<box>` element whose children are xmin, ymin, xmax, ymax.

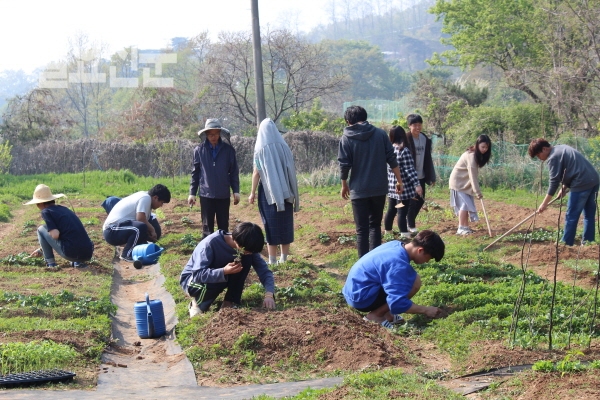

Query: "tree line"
<box><xmin>1</xmin><ymin>0</ymin><xmax>599</xmax><ymax>158</ymax></box>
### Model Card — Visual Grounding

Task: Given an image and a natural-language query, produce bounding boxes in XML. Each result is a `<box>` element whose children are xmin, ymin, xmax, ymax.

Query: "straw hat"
<box><xmin>197</xmin><ymin>118</ymin><xmax>231</xmax><ymax>145</ymax></box>
<box><xmin>24</xmin><ymin>184</ymin><xmax>65</xmax><ymax>205</ymax></box>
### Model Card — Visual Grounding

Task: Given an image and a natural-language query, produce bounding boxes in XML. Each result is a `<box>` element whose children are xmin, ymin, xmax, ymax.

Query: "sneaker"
<box><xmin>189</xmin><ymin>299</ymin><xmax>202</xmax><ymax>318</ymax></box>
<box><xmin>391</xmin><ymin>314</ymin><xmax>406</xmax><ymax>325</ymax></box>
<box><xmin>408</xmin><ymin>227</ymin><xmax>418</xmax><ymax>235</ymax></box>
<box><xmin>46</xmin><ymin>263</ymin><xmax>58</xmax><ymax>269</ymax></box>
<box><xmin>380</xmin><ymin>320</ymin><xmax>395</xmax><ymax>330</ymax></box>
<box><xmin>71</xmin><ymin>261</ymin><xmax>88</xmax><ymax>268</ymax></box>
<box><xmin>456</xmin><ymin>227</ymin><xmax>474</xmax><ymax>235</ymax></box>
<box><xmin>399</xmin><ymin>232</ymin><xmax>411</xmax><ymax>240</ymax></box>
<box><xmin>120</xmin><ymin>256</ymin><xmax>143</xmax><ymax>269</ymax></box>
<box><xmin>363</xmin><ymin>316</ymin><xmax>395</xmax><ymax>330</ymax></box>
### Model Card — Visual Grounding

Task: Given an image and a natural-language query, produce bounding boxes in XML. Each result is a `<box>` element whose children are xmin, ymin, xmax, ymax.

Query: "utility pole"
<box><xmin>251</xmin><ymin>0</ymin><xmax>266</xmax><ymax>128</ymax></box>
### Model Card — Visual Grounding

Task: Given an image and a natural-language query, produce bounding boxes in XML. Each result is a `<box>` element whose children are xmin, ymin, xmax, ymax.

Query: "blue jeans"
<box><xmin>563</xmin><ymin>184</ymin><xmax>599</xmax><ymax>245</ymax></box>
<box><xmin>351</xmin><ymin>195</ymin><xmax>387</xmax><ymax>258</ymax></box>
<box><xmin>37</xmin><ymin>225</ymin><xmax>80</xmax><ymax>264</ymax></box>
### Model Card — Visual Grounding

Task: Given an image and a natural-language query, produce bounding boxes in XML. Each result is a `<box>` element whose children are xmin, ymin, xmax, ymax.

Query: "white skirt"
<box><xmin>450</xmin><ymin>190</ymin><xmax>479</xmax><ymax>222</ymax></box>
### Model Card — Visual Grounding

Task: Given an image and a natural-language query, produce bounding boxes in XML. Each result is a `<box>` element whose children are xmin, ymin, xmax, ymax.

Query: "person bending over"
<box><xmin>103</xmin><ymin>184</ymin><xmax>170</xmax><ymax>268</ymax></box>
<box><xmin>180</xmin><ymin>222</ymin><xmax>276</xmax><ymax>317</ymax></box>
<box><xmin>342</xmin><ymin>230</ymin><xmax>445</xmax><ymax>329</ymax></box>
<box><xmin>25</xmin><ymin>184</ymin><xmax>93</xmax><ymax>268</ymax></box>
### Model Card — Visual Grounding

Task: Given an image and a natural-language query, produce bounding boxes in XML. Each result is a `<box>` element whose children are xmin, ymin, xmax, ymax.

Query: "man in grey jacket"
<box><xmin>188</xmin><ymin>119</ymin><xmax>240</xmax><ymax>238</ymax></box>
<box><xmin>338</xmin><ymin>105</ymin><xmax>404</xmax><ymax>257</ymax></box>
<box><xmin>529</xmin><ymin>138</ymin><xmax>600</xmax><ymax>245</ymax></box>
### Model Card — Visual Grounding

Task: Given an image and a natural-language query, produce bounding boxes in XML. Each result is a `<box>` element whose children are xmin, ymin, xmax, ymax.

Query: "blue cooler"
<box><xmin>132</xmin><ymin>243</ymin><xmax>164</xmax><ymax>265</ymax></box>
<box><xmin>134</xmin><ymin>293</ymin><xmax>166</xmax><ymax>339</ymax></box>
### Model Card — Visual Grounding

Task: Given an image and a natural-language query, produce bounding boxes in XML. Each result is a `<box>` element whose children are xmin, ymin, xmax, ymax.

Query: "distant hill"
<box><xmin>306</xmin><ymin>0</ymin><xmax>450</xmax><ymax>72</ymax></box>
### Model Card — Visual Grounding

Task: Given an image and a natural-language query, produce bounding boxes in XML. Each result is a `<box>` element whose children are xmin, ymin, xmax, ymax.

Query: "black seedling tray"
<box><xmin>0</xmin><ymin>369</ymin><xmax>76</xmax><ymax>388</ymax></box>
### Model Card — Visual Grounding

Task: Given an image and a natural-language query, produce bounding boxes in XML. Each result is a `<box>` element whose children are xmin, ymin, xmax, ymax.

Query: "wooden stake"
<box><xmin>480</xmin><ymin>198</ymin><xmax>492</xmax><ymax>237</ymax></box>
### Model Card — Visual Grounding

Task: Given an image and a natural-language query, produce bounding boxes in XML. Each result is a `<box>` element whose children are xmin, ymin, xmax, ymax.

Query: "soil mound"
<box><xmin>203</xmin><ymin>307</ymin><xmax>409</xmax><ymax>372</ymax></box>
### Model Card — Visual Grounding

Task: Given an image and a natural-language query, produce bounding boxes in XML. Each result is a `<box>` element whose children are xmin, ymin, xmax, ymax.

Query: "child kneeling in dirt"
<box><xmin>180</xmin><ymin>222</ymin><xmax>276</xmax><ymax>317</ymax></box>
<box><xmin>342</xmin><ymin>230</ymin><xmax>445</xmax><ymax>329</ymax></box>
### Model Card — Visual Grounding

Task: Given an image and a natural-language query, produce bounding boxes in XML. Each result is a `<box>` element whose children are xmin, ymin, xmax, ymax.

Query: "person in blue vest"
<box><xmin>25</xmin><ymin>184</ymin><xmax>94</xmax><ymax>268</ymax></box>
<box><xmin>180</xmin><ymin>222</ymin><xmax>275</xmax><ymax>317</ymax></box>
<box><xmin>342</xmin><ymin>230</ymin><xmax>445</xmax><ymax>329</ymax></box>
<box><xmin>188</xmin><ymin>119</ymin><xmax>240</xmax><ymax>238</ymax></box>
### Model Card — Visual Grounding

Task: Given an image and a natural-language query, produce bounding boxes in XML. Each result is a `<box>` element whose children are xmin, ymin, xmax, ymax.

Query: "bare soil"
<box><xmin>2</xmin><ymin>194</ymin><xmax>600</xmax><ymax>395</ymax></box>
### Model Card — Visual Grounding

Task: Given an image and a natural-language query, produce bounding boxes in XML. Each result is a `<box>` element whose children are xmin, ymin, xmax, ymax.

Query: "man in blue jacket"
<box><xmin>343</xmin><ymin>230</ymin><xmax>445</xmax><ymax>329</ymax></box>
<box><xmin>180</xmin><ymin>222</ymin><xmax>276</xmax><ymax>317</ymax></box>
<box><xmin>338</xmin><ymin>105</ymin><xmax>404</xmax><ymax>257</ymax></box>
<box><xmin>188</xmin><ymin>118</ymin><xmax>240</xmax><ymax>238</ymax></box>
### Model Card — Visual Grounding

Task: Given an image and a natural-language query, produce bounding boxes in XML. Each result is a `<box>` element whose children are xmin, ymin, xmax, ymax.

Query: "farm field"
<box><xmin>0</xmin><ymin>171</ymin><xmax>600</xmax><ymax>399</ymax></box>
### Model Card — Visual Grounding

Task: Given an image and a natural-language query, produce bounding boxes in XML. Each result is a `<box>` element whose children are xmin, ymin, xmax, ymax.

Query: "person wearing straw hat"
<box><xmin>25</xmin><ymin>184</ymin><xmax>94</xmax><ymax>268</ymax></box>
<box><xmin>188</xmin><ymin>118</ymin><xmax>240</xmax><ymax>238</ymax></box>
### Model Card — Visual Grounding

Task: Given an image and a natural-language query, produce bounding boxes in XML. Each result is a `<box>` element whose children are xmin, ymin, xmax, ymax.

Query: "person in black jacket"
<box><xmin>338</xmin><ymin>105</ymin><xmax>404</xmax><ymax>258</ymax></box>
<box><xmin>188</xmin><ymin>119</ymin><xmax>240</xmax><ymax>238</ymax></box>
<box><xmin>405</xmin><ymin>114</ymin><xmax>436</xmax><ymax>235</ymax></box>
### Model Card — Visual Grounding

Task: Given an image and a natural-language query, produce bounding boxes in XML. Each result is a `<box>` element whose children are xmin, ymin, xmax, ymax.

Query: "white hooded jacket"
<box><xmin>254</xmin><ymin>118</ymin><xmax>300</xmax><ymax>212</ymax></box>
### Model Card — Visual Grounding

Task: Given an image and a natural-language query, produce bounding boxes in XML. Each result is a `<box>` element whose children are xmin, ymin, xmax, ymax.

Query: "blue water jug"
<box><xmin>134</xmin><ymin>293</ymin><xmax>166</xmax><ymax>339</ymax></box>
<box><xmin>132</xmin><ymin>243</ymin><xmax>164</xmax><ymax>265</ymax></box>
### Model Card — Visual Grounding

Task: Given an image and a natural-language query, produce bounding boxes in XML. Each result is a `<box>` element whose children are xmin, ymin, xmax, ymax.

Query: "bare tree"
<box><xmin>64</xmin><ymin>33</ymin><xmax>110</xmax><ymax>137</ymax></box>
<box><xmin>203</xmin><ymin>29</ymin><xmax>347</xmax><ymax>129</ymax></box>
<box><xmin>0</xmin><ymin>89</ymin><xmax>75</xmax><ymax>144</ymax></box>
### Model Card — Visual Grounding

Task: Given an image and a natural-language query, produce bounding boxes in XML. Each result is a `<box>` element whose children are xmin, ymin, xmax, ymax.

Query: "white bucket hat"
<box><xmin>197</xmin><ymin>118</ymin><xmax>231</xmax><ymax>145</ymax></box>
<box><xmin>24</xmin><ymin>184</ymin><xmax>65</xmax><ymax>205</ymax></box>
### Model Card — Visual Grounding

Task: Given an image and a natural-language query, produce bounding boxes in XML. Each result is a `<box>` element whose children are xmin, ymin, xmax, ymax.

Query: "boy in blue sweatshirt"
<box><xmin>180</xmin><ymin>222</ymin><xmax>275</xmax><ymax>317</ymax></box>
<box><xmin>342</xmin><ymin>230</ymin><xmax>445</xmax><ymax>329</ymax></box>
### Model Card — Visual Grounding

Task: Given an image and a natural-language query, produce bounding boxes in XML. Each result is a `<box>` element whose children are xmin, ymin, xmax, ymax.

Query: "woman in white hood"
<box><xmin>248</xmin><ymin>118</ymin><xmax>299</xmax><ymax>264</ymax></box>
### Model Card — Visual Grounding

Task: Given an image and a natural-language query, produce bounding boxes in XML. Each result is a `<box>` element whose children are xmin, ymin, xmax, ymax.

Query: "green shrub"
<box><xmin>0</xmin><ymin>203</ymin><xmax>11</xmax><ymax>222</ymax></box>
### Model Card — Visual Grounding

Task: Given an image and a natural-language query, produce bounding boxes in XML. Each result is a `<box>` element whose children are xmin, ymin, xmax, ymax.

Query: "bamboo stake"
<box><xmin>480</xmin><ymin>198</ymin><xmax>492</xmax><ymax>237</ymax></box>
<box><xmin>483</xmin><ymin>195</ymin><xmax>562</xmax><ymax>251</ymax></box>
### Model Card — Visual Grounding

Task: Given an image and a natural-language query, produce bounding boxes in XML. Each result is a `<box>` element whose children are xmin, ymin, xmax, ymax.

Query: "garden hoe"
<box><xmin>483</xmin><ymin>194</ymin><xmax>563</xmax><ymax>251</ymax></box>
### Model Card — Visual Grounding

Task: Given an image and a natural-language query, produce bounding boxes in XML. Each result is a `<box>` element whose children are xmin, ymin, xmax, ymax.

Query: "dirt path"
<box><xmin>96</xmin><ymin>260</ymin><xmax>197</xmax><ymax>390</ymax></box>
<box><xmin>1</xmin><ymin>259</ymin><xmax>344</xmax><ymax>399</ymax></box>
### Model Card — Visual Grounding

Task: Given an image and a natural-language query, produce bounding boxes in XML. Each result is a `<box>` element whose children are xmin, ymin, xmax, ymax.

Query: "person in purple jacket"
<box><xmin>180</xmin><ymin>222</ymin><xmax>275</xmax><ymax>317</ymax></box>
<box><xmin>342</xmin><ymin>230</ymin><xmax>445</xmax><ymax>329</ymax></box>
<box><xmin>188</xmin><ymin>118</ymin><xmax>240</xmax><ymax>238</ymax></box>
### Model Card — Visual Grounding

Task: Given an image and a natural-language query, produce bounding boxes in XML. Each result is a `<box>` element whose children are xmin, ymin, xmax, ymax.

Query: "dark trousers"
<box><xmin>351</xmin><ymin>195</ymin><xmax>387</xmax><ymax>258</ymax></box>
<box><xmin>406</xmin><ymin>179</ymin><xmax>426</xmax><ymax>229</ymax></box>
<box><xmin>186</xmin><ymin>261</ymin><xmax>251</xmax><ymax>311</ymax></box>
<box><xmin>103</xmin><ymin>220</ymin><xmax>148</xmax><ymax>258</ymax></box>
<box><xmin>200</xmin><ymin>197</ymin><xmax>230</xmax><ymax>238</ymax></box>
<box><xmin>384</xmin><ymin>197</ymin><xmax>410</xmax><ymax>232</ymax></box>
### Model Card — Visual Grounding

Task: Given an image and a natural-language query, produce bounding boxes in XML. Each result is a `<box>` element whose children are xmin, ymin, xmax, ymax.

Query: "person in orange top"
<box><xmin>448</xmin><ymin>135</ymin><xmax>492</xmax><ymax>235</ymax></box>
